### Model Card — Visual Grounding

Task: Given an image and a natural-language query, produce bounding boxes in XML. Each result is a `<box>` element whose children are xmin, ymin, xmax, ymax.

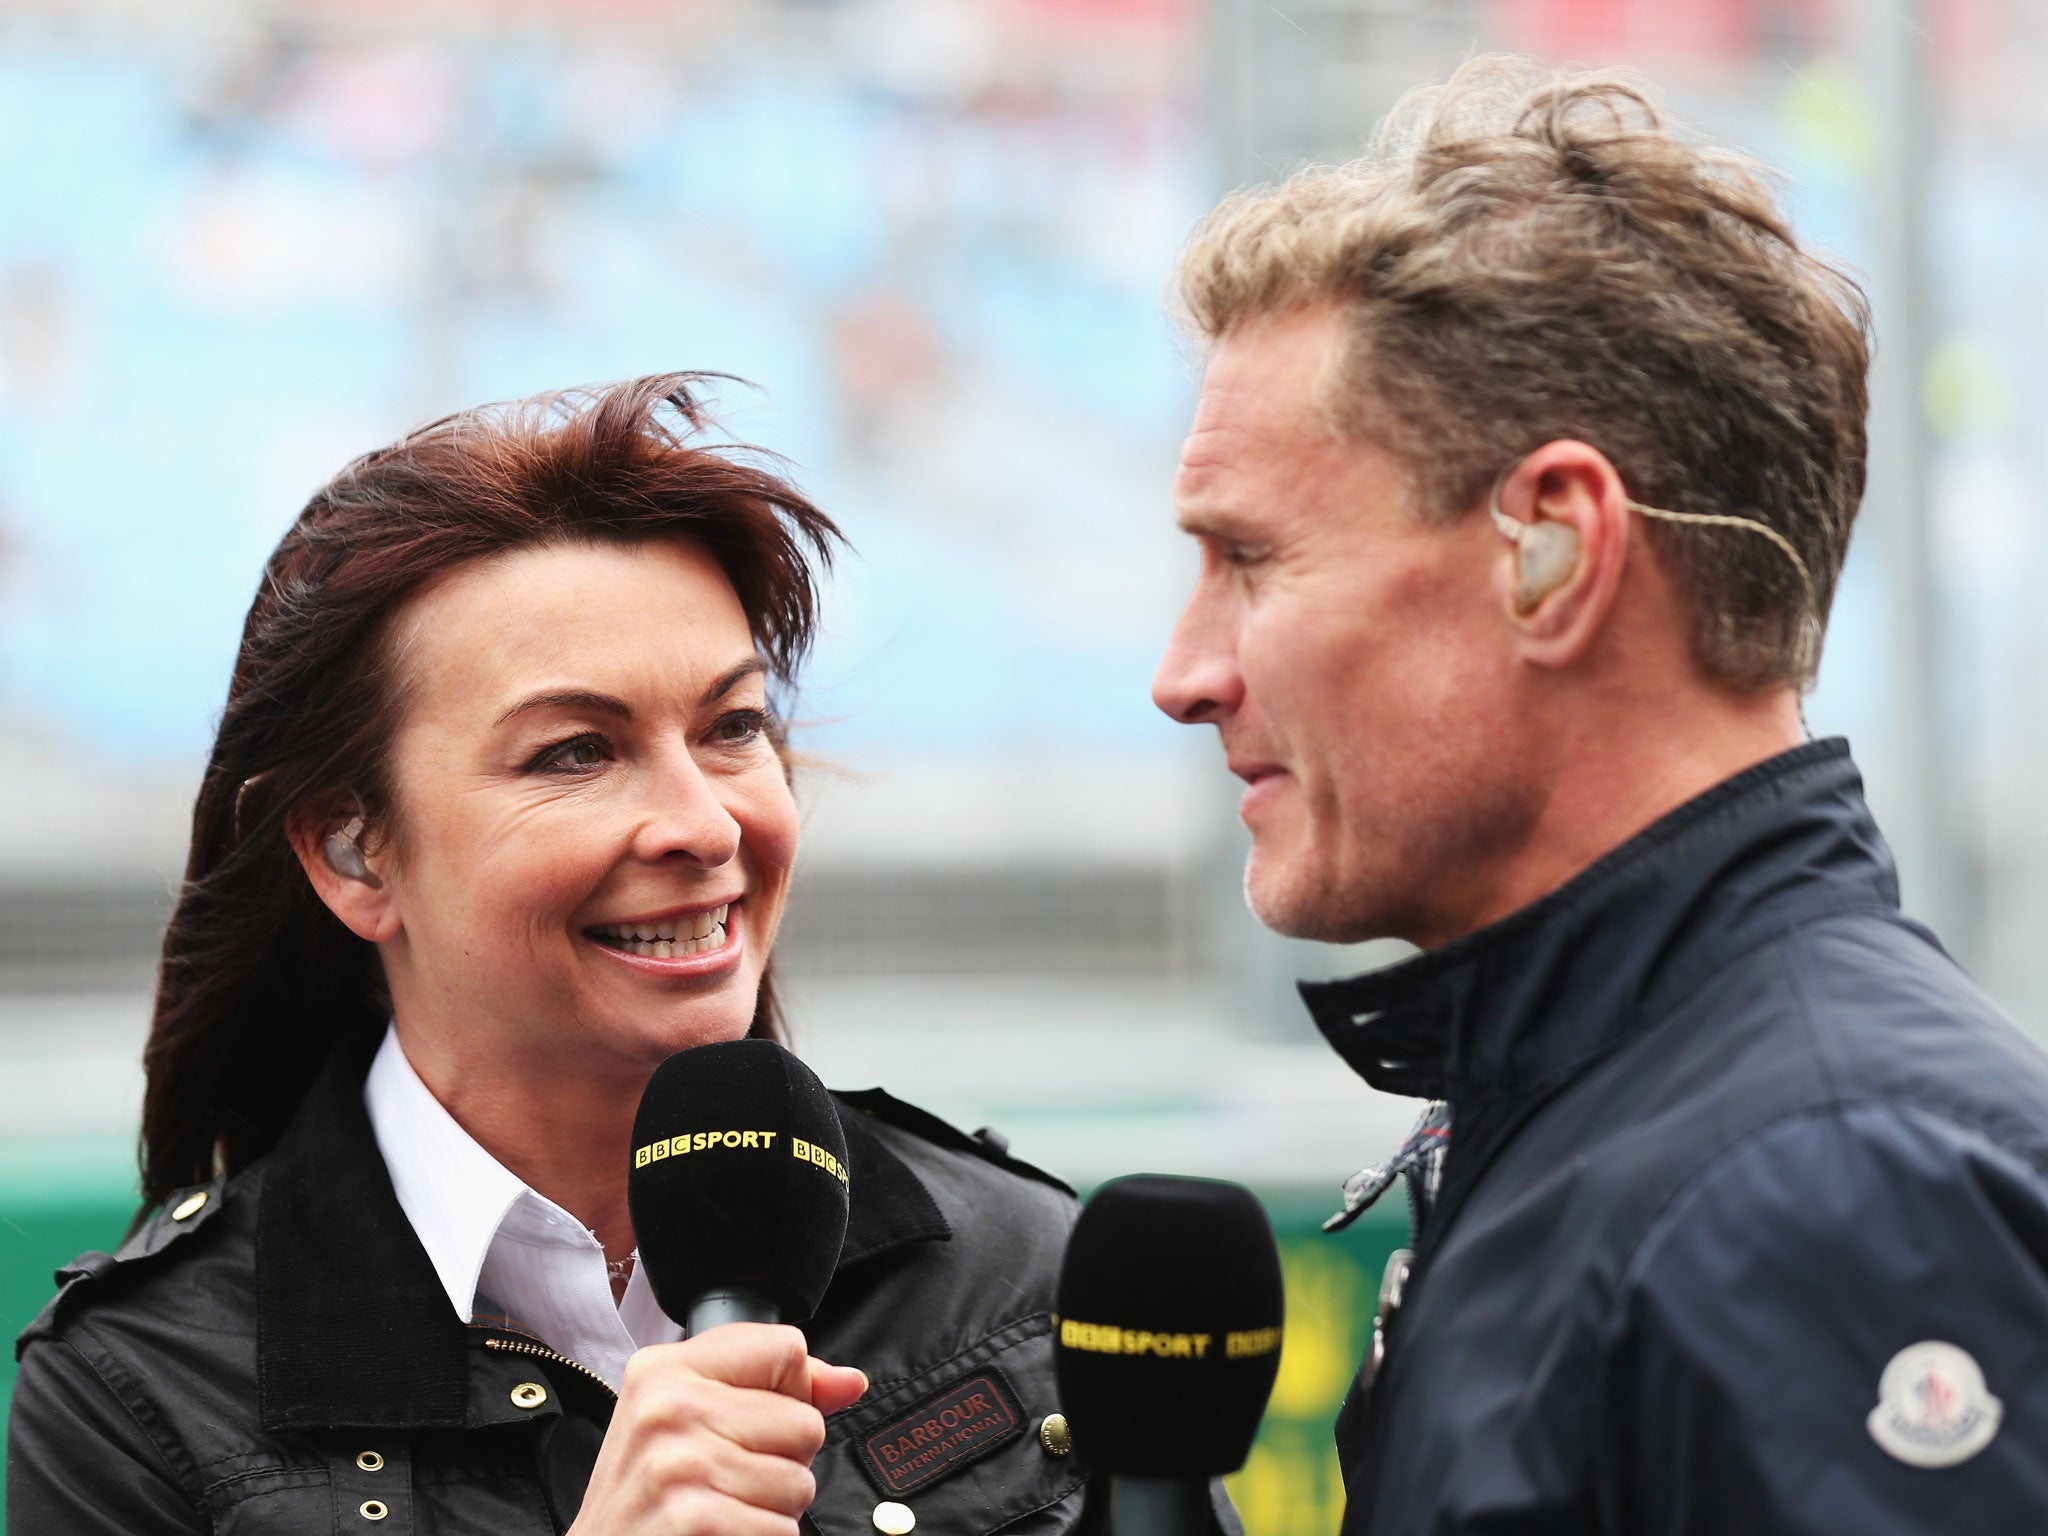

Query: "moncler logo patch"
<box><xmin>858</xmin><ymin>1370</ymin><xmax>1024</xmax><ymax>1497</ymax></box>
<box><xmin>1866</xmin><ymin>1341</ymin><xmax>2003</xmax><ymax>1468</ymax></box>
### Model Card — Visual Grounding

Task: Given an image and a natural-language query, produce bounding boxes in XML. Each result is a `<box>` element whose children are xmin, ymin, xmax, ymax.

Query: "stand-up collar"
<box><xmin>257</xmin><ymin>1031</ymin><xmax>951</xmax><ymax>1431</ymax></box>
<box><xmin>1300</xmin><ymin>740</ymin><xmax>1897</xmax><ymax>1106</ymax></box>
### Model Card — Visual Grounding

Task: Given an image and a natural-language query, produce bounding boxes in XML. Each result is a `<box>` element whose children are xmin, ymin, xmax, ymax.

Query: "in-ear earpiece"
<box><xmin>323</xmin><ymin>814</ymin><xmax>383</xmax><ymax>889</ymax></box>
<box><xmin>1507</xmin><ymin>519</ymin><xmax>1581</xmax><ymax>614</ymax></box>
<box><xmin>1489</xmin><ymin>474</ymin><xmax>1582</xmax><ymax>615</ymax></box>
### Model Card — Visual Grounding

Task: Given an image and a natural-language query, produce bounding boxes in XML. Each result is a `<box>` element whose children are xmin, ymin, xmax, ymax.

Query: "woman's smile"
<box><xmin>584</xmin><ymin>899</ymin><xmax>744</xmax><ymax>977</ymax></box>
<box><xmin>586</xmin><ymin>900</ymin><xmax>732</xmax><ymax>958</ymax></box>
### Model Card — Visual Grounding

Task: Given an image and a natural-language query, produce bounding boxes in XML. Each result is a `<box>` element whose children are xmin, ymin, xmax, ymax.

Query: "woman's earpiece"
<box><xmin>323</xmin><ymin>815</ymin><xmax>383</xmax><ymax>889</ymax></box>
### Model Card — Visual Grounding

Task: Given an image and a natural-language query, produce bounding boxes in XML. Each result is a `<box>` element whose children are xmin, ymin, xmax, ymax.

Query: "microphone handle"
<box><xmin>686</xmin><ymin>1287</ymin><xmax>779</xmax><ymax>1335</ymax></box>
<box><xmin>1111</xmin><ymin>1475</ymin><xmax>1211</xmax><ymax>1536</ymax></box>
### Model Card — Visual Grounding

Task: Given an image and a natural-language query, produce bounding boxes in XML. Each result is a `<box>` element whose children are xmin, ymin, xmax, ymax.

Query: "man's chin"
<box><xmin>1243</xmin><ymin>858</ymin><xmax>1381</xmax><ymax>944</ymax></box>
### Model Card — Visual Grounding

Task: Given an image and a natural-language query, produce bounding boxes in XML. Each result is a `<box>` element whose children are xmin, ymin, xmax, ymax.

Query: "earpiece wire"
<box><xmin>1488</xmin><ymin>464</ymin><xmax>1819</xmax><ymax>623</ymax></box>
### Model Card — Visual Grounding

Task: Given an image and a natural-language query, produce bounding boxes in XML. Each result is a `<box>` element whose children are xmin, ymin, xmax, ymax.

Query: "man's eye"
<box><xmin>529</xmin><ymin>733</ymin><xmax>612</xmax><ymax>772</ymax></box>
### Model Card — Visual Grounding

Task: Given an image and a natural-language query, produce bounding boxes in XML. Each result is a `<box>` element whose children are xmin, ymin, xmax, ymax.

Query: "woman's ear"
<box><xmin>1491</xmin><ymin>440</ymin><xmax>1632</xmax><ymax>669</ymax></box>
<box><xmin>287</xmin><ymin>803</ymin><xmax>400</xmax><ymax>943</ymax></box>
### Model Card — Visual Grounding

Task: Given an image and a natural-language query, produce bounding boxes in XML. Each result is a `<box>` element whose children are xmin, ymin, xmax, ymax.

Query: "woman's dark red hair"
<box><xmin>139</xmin><ymin>373</ymin><xmax>842</xmax><ymax>1209</ymax></box>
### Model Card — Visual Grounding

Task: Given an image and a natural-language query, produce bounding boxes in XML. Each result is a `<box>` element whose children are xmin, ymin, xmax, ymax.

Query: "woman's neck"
<box><xmin>396</xmin><ymin>1026</ymin><xmax>645</xmax><ymax>1266</ymax></box>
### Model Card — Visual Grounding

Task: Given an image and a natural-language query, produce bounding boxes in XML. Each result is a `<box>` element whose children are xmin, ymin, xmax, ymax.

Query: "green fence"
<box><xmin>0</xmin><ymin>1150</ymin><xmax>1406</xmax><ymax>1535</ymax></box>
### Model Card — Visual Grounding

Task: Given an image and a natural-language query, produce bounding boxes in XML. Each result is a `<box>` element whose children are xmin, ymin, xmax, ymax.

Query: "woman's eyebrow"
<box><xmin>493</xmin><ymin>662</ymin><xmax>766</xmax><ymax>727</ymax></box>
<box><xmin>494</xmin><ymin>689</ymin><xmax>633</xmax><ymax>727</ymax></box>
<box><xmin>703</xmin><ymin>659</ymin><xmax>768</xmax><ymax>704</ymax></box>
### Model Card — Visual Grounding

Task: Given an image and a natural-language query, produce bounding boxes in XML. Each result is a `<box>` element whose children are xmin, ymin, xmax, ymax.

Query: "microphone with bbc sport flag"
<box><xmin>627</xmin><ymin>1037</ymin><xmax>852</xmax><ymax>1334</ymax></box>
<box><xmin>1054</xmin><ymin>1174</ymin><xmax>1286</xmax><ymax>1536</ymax></box>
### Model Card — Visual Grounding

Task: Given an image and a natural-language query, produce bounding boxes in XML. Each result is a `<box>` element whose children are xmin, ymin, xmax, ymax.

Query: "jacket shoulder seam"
<box><xmin>1775</xmin><ymin>929</ymin><xmax>1844</xmax><ymax>1102</ymax></box>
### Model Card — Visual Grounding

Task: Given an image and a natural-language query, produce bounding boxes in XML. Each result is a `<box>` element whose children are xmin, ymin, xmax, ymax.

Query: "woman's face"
<box><xmin>362</xmin><ymin>535</ymin><xmax>799</xmax><ymax>1089</ymax></box>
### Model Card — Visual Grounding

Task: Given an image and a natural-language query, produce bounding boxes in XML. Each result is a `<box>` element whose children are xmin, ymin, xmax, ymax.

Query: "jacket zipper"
<box><xmin>482</xmin><ymin>1336</ymin><xmax>621</xmax><ymax>1400</ymax></box>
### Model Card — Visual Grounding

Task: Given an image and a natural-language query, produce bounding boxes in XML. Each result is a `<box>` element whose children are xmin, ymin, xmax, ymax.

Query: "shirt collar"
<box><xmin>1299</xmin><ymin>739</ymin><xmax>1896</xmax><ymax>1105</ymax></box>
<box><xmin>363</xmin><ymin>1024</ymin><xmax>530</xmax><ymax>1322</ymax></box>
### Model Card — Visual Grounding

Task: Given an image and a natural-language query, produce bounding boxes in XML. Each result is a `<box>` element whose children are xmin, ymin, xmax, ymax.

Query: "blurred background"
<box><xmin>0</xmin><ymin>0</ymin><xmax>2037</xmax><ymax>1529</ymax></box>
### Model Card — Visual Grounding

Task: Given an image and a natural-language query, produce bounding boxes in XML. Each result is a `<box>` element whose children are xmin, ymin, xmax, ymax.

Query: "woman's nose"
<box><xmin>631</xmin><ymin>752</ymin><xmax>742</xmax><ymax>867</ymax></box>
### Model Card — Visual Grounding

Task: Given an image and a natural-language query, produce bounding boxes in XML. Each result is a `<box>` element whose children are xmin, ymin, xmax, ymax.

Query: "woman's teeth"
<box><xmin>590</xmin><ymin>904</ymin><xmax>729</xmax><ymax>958</ymax></box>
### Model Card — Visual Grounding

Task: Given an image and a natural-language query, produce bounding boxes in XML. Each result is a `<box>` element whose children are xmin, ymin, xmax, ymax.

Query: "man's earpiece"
<box><xmin>1504</xmin><ymin>519</ymin><xmax>1581</xmax><ymax>614</ymax></box>
<box><xmin>323</xmin><ymin>815</ymin><xmax>383</xmax><ymax>889</ymax></box>
<box><xmin>1489</xmin><ymin>474</ymin><xmax>1581</xmax><ymax>615</ymax></box>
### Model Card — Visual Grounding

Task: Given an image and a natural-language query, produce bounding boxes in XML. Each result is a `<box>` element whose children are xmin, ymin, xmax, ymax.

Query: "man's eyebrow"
<box><xmin>494</xmin><ymin>689</ymin><xmax>634</xmax><ymax>727</ymax></box>
<box><xmin>1176</xmin><ymin>504</ymin><xmax>1251</xmax><ymax>539</ymax></box>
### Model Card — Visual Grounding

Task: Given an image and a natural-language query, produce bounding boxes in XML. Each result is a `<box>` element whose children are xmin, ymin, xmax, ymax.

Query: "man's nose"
<box><xmin>1152</xmin><ymin>597</ymin><xmax>1241</xmax><ymax>725</ymax></box>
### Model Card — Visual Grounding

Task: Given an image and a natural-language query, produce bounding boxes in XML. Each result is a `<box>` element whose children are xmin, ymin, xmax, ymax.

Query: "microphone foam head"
<box><xmin>1054</xmin><ymin>1174</ymin><xmax>1285</xmax><ymax>1477</ymax></box>
<box><xmin>628</xmin><ymin>1039</ymin><xmax>850</xmax><ymax>1324</ymax></box>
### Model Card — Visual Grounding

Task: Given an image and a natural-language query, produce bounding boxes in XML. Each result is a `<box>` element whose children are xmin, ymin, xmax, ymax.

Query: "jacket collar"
<box><xmin>1300</xmin><ymin>739</ymin><xmax>1897</xmax><ymax>1106</ymax></box>
<box><xmin>257</xmin><ymin>1032</ymin><xmax>950</xmax><ymax>1431</ymax></box>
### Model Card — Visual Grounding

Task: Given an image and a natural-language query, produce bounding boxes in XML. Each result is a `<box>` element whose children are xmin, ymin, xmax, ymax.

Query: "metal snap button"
<box><xmin>1039</xmin><ymin>1413</ymin><xmax>1073</xmax><ymax>1456</ymax></box>
<box><xmin>872</xmin><ymin>1502</ymin><xmax>916</xmax><ymax>1535</ymax></box>
<box><xmin>355</xmin><ymin>1450</ymin><xmax>384</xmax><ymax>1472</ymax></box>
<box><xmin>171</xmin><ymin>1191</ymin><xmax>208</xmax><ymax>1221</ymax></box>
<box><xmin>359</xmin><ymin>1499</ymin><xmax>388</xmax><ymax>1521</ymax></box>
<box><xmin>510</xmin><ymin>1381</ymin><xmax>548</xmax><ymax>1410</ymax></box>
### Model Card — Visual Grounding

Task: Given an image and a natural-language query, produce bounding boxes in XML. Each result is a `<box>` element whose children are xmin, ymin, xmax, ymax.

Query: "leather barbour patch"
<box><xmin>857</xmin><ymin>1369</ymin><xmax>1025</xmax><ymax>1497</ymax></box>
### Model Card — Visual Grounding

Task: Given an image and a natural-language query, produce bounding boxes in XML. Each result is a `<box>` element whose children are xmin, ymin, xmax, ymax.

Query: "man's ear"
<box><xmin>1490</xmin><ymin>439</ymin><xmax>1631</xmax><ymax>669</ymax></box>
<box><xmin>286</xmin><ymin>803</ymin><xmax>400</xmax><ymax>944</ymax></box>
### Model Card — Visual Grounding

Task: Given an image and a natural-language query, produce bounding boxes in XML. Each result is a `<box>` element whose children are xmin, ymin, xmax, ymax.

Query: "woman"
<box><xmin>7</xmin><ymin>376</ymin><xmax>1102</xmax><ymax>1535</ymax></box>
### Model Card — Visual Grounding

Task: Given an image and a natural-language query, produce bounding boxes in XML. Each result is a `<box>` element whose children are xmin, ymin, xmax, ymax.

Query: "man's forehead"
<box><xmin>1188</xmin><ymin>309</ymin><xmax>1342</xmax><ymax>440</ymax></box>
<box><xmin>1175</xmin><ymin>319</ymin><xmax>1350</xmax><ymax>529</ymax></box>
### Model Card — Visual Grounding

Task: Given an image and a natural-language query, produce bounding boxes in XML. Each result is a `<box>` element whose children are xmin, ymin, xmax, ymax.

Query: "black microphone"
<box><xmin>1054</xmin><ymin>1175</ymin><xmax>1285</xmax><ymax>1536</ymax></box>
<box><xmin>627</xmin><ymin>1039</ymin><xmax>852</xmax><ymax>1334</ymax></box>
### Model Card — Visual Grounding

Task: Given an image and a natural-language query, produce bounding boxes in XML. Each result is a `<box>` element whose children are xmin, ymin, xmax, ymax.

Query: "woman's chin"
<box><xmin>582</xmin><ymin>968</ymin><xmax>766</xmax><ymax>1063</ymax></box>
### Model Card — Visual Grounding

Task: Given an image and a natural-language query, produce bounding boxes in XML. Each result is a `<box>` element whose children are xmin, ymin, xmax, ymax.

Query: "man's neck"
<box><xmin>1425</xmin><ymin>687</ymin><xmax>1806</xmax><ymax>948</ymax></box>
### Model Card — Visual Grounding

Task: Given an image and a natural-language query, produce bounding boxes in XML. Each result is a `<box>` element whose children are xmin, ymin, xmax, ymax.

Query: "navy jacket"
<box><xmin>1305</xmin><ymin>740</ymin><xmax>2048</xmax><ymax>1533</ymax></box>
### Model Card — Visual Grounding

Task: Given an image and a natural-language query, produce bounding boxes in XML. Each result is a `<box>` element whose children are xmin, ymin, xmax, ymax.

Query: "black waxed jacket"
<box><xmin>1310</xmin><ymin>739</ymin><xmax>2048</xmax><ymax>1533</ymax></box>
<box><xmin>8</xmin><ymin>1032</ymin><xmax>1115</xmax><ymax>1535</ymax></box>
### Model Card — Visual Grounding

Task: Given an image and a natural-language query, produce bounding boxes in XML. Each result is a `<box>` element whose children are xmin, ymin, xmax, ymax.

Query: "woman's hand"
<box><xmin>568</xmin><ymin>1324</ymin><xmax>869</xmax><ymax>1536</ymax></box>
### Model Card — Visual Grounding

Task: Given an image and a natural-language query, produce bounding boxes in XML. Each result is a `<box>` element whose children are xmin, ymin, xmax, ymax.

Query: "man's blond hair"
<box><xmin>1175</xmin><ymin>56</ymin><xmax>1869</xmax><ymax>690</ymax></box>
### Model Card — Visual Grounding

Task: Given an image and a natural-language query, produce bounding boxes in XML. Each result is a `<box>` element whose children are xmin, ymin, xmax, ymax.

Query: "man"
<box><xmin>1151</xmin><ymin>56</ymin><xmax>2048</xmax><ymax>1532</ymax></box>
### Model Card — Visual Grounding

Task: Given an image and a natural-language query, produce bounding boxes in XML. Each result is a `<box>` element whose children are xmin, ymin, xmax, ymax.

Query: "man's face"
<box><xmin>1151</xmin><ymin>304</ymin><xmax>1536</xmax><ymax>947</ymax></box>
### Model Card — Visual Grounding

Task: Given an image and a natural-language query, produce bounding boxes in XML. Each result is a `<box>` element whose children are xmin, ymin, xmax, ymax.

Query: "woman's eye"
<box><xmin>713</xmin><ymin>708</ymin><xmax>771</xmax><ymax>745</ymax></box>
<box><xmin>529</xmin><ymin>733</ymin><xmax>613</xmax><ymax>773</ymax></box>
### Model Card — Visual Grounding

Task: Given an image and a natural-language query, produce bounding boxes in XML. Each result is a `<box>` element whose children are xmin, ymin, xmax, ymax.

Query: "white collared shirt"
<box><xmin>363</xmin><ymin>1024</ymin><xmax>682</xmax><ymax>1388</ymax></box>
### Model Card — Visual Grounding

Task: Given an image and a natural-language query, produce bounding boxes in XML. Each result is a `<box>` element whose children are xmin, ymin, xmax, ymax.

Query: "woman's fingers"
<box><xmin>809</xmin><ymin>1359</ymin><xmax>870</xmax><ymax>1415</ymax></box>
<box><xmin>567</xmin><ymin>1326</ymin><xmax>867</xmax><ymax>1536</ymax></box>
<box><xmin>637</xmin><ymin>1434</ymin><xmax>817</xmax><ymax>1517</ymax></box>
<box><xmin>640</xmin><ymin>1373</ymin><xmax>828</xmax><ymax>1461</ymax></box>
<box><xmin>633</xmin><ymin>1323</ymin><xmax>815</xmax><ymax>1395</ymax></box>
